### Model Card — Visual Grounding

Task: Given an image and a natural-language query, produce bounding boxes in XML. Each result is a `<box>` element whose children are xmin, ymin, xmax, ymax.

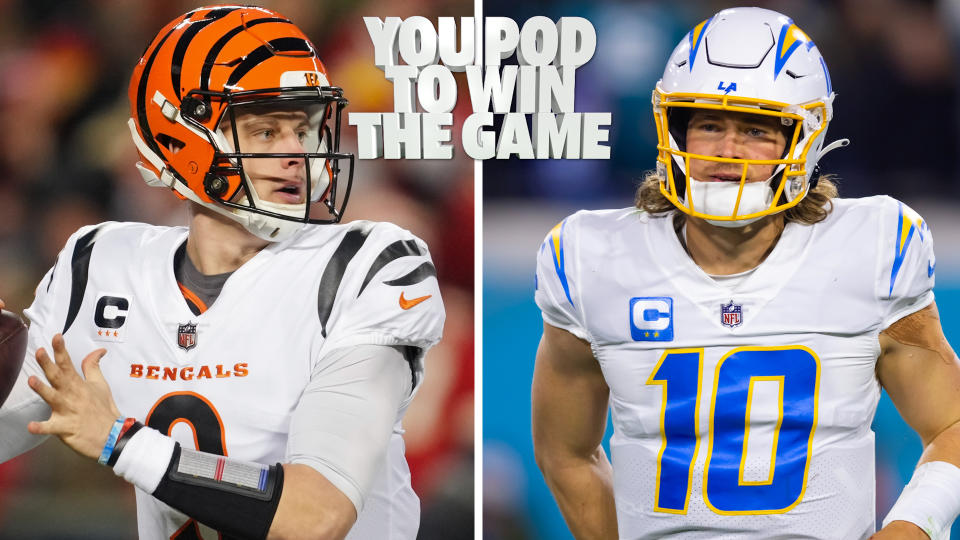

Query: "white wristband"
<box><xmin>883</xmin><ymin>461</ymin><xmax>960</xmax><ymax>540</ymax></box>
<box><xmin>112</xmin><ymin>426</ymin><xmax>176</xmax><ymax>494</ymax></box>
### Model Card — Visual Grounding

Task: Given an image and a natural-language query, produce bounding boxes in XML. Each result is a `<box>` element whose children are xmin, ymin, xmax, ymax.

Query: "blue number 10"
<box><xmin>646</xmin><ymin>346</ymin><xmax>820</xmax><ymax>515</ymax></box>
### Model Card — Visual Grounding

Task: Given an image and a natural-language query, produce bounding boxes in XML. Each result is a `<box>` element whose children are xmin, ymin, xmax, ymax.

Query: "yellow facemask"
<box><xmin>653</xmin><ymin>89</ymin><xmax>833</xmax><ymax>223</ymax></box>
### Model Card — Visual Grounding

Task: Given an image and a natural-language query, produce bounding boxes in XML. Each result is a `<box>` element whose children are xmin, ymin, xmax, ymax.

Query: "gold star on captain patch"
<box><xmin>654</xmin><ymin>332</ymin><xmax>659</xmax><ymax>337</ymax></box>
<box><xmin>644</xmin><ymin>332</ymin><xmax>650</xmax><ymax>337</ymax></box>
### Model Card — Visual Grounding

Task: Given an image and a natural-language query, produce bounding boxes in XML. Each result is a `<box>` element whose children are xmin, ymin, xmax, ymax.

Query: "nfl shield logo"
<box><xmin>177</xmin><ymin>322</ymin><xmax>197</xmax><ymax>350</ymax></box>
<box><xmin>720</xmin><ymin>301</ymin><xmax>743</xmax><ymax>328</ymax></box>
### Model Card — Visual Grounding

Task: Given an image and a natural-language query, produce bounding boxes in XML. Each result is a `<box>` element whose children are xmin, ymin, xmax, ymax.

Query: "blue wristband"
<box><xmin>98</xmin><ymin>417</ymin><xmax>125</xmax><ymax>466</ymax></box>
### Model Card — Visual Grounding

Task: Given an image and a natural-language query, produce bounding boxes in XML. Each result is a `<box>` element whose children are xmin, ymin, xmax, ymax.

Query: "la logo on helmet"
<box><xmin>717</xmin><ymin>81</ymin><xmax>737</xmax><ymax>94</ymax></box>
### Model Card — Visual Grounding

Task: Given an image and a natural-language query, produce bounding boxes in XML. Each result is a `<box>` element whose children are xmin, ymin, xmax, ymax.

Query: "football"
<box><xmin>0</xmin><ymin>310</ymin><xmax>27</xmax><ymax>407</ymax></box>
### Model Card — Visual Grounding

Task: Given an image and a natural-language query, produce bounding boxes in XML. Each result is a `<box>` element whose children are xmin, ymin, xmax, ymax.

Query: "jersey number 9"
<box><xmin>147</xmin><ymin>391</ymin><xmax>230</xmax><ymax>539</ymax></box>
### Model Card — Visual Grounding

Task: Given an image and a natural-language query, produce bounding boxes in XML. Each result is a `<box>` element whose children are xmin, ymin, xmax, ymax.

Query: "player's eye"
<box><xmin>700</xmin><ymin>122</ymin><xmax>725</xmax><ymax>134</ymax></box>
<box><xmin>245</xmin><ymin>127</ymin><xmax>275</xmax><ymax>143</ymax></box>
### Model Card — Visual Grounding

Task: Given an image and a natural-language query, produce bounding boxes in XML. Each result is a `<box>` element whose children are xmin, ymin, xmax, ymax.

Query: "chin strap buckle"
<box><xmin>135</xmin><ymin>162</ymin><xmax>178</xmax><ymax>189</ymax></box>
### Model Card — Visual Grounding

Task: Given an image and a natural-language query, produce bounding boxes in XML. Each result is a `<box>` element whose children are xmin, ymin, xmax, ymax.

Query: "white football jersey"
<box><xmin>535</xmin><ymin>196</ymin><xmax>935</xmax><ymax>539</ymax></box>
<box><xmin>23</xmin><ymin>220</ymin><xmax>444</xmax><ymax>540</ymax></box>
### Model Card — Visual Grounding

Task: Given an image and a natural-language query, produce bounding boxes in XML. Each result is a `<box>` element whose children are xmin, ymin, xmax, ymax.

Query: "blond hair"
<box><xmin>634</xmin><ymin>172</ymin><xmax>839</xmax><ymax>225</ymax></box>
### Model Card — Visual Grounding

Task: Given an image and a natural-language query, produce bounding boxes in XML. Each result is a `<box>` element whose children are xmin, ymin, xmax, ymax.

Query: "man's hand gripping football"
<box><xmin>26</xmin><ymin>333</ymin><xmax>119</xmax><ymax>461</ymax></box>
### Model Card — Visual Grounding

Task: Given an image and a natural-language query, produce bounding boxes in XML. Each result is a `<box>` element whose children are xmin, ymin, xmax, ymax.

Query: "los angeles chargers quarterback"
<box><xmin>533</xmin><ymin>7</ymin><xmax>960</xmax><ymax>539</ymax></box>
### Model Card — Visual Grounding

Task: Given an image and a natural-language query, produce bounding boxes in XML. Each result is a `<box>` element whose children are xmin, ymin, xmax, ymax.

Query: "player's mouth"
<box><xmin>704</xmin><ymin>172</ymin><xmax>744</xmax><ymax>182</ymax></box>
<box><xmin>271</xmin><ymin>180</ymin><xmax>305</xmax><ymax>204</ymax></box>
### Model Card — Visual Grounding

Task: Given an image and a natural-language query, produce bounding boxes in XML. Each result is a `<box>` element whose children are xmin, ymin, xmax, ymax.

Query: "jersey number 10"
<box><xmin>646</xmin><ymin>346</ymin><xmax>820</xmax><ymax>515</ymax></box>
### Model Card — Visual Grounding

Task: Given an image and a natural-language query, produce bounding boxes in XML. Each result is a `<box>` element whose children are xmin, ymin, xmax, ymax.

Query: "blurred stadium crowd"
<box><xmin>0</xmin><ymin>0</ymin><xmax>474</xmax><ymax>538</ymax></box>
<box><xmin>483</xmin><ymin>0</ymin><xmax>960</xmax><ymax>539</ymax></box>
<box><xmin>484</xmin><ymin>0</ymin><xmax>960</xmax><ymax>202</ymax></box>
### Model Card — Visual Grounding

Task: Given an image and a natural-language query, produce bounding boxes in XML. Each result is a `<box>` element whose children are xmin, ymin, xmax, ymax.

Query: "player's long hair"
<box><xmin>634</xmin><ymin>172</ymin><xmax>839</xmax><ymax>225</ymax></box>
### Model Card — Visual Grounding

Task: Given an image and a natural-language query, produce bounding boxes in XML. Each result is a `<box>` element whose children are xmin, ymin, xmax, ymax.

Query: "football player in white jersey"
<box><xmin>533</xmin><ymin>7</ymin><xmax>960</xmax><ymax>540</ymax></box>
<box><xmin>0</xmin><ymin>6</ymin><xmax>444</xmax><ymax>539</ymax></box>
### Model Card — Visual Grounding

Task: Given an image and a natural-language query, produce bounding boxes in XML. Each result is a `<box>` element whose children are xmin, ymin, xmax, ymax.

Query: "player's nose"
<box><xmin>279</xmin><ymin>130</ymin><xmax>307</xmax><ymax>169</ymax></box>
<box><xmin>714</xmin><ymin>129</ymin><xmax>745</xmax><ymax>160</ymax></box>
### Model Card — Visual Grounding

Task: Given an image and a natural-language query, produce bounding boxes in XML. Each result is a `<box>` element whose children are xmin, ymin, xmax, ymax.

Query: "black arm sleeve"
<box><xmin>151</xmin><ymin>444</ymin><xmax>285</xmax><ymax>540</ymax></box>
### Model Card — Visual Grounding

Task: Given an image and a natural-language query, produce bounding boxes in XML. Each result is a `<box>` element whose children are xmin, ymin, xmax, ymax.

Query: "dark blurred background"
<box><xmin>0</xmin><ymin>1</ymin><xmax>474</xmax><ymax>538</ymax></box>
<box><xmin>482</xmin><ymin>0</ymin><xmax>960</xmax><ymax>539</ymax></box>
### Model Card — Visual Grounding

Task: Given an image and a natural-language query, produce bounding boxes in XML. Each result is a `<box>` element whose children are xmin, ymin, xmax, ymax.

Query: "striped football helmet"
<box><xmin>128</xmin><ymin>5</ymin><xmax>353</xmax><ymax>241</ymax></box>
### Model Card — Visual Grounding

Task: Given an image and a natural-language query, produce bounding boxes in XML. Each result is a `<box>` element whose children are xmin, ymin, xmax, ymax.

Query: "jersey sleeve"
<box><xmin>876</xmin><ymin>198</ymin><xmax>936</xmax><ymax>329</ymax></box>
<box><xmin>23</xmin><ymin>225</ymin><xmax>101</xmax><ymax>350</ymax></box>
<box><xmin>0</xmin><ymin>259</ymin><xmax>53</xmax><ymax>460</ymax></box>
<box><xmin>285</xmin><ymin>344</ymin><xmax>411</xmax><ymax>513</ymax></box>
<box><xmin>1</xmin><ymin>224</ymin><xmax>103</xmax><ymax>460</ymax></box>
<box><xmin>320</xmin><ymin>225</ymin><xmax>445</xmax><ymax>355</ymax></box>
<box><xmin>534</xmin><ymin>215</ymin><xmax>589</xmax><ymax>341</ymax></box>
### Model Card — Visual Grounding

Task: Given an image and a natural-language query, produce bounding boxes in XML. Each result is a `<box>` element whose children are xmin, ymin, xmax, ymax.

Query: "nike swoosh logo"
<box><xmin>929</xmin><ymin>260</ymin><xmax>936</xmax><ymax>278</ymax></box>
<box><xmin>399</xmin><ymin>292</ymin><xmax>431</xmax><ymax>310</ymax></box>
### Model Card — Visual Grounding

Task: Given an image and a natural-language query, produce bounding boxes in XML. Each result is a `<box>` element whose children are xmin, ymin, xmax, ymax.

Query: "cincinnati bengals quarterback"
<box><xmin>532</xmin><ymin>7</ymin><xmax>960</xmax><ymax>540</ymax></box>
<box><xmin>0</xmin><ymin>6</ymin><xmax>444</xmax><ymax>540</ymax></box>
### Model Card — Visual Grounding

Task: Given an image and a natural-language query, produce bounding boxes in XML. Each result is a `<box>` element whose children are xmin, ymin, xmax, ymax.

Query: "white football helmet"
<box><xmin>653</xmin><ymin>7</ymin><xmax>849</xmax><ymax>226</ymax></box>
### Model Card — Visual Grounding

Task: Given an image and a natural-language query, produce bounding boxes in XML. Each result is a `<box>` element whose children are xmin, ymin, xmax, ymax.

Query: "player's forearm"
<box><xmin>918</xmin><ymin>418</ymin><xmax>960</xmax><ymax>468</ymax></box>
<box><xmin>109</xmin><ymin>425</ymin><xmax>356</xmax><ymax>540</ymax></box>
<box><xmin>153</xmin><ymin>457</ymin><xmax>358</xmax><ymax>540</ymax></box>
<box><xmin>267</xmin><ymin>464</ymin><xmax>356</xmax><ymax>540</ymax></box>
<box><xmin>537</xmin><ymin>445</ymin><xmax>618</xmax><ymax>540</ymax></box>
<box><xmin>0</xmin><ymin>328</ymin><xmax>56</xmax><ymax>462</ymax></box>
<box><xmin>127</xmin><ymin>345</ymin><xmax>402</xmax><ymax>539</ymax></box>
<box><xmin>876</xmin><ymin>420</ymin><xmax>960</xmax><ymax>539</ymax></box>
<box><xmin>0</xmin><ymin>371</ymin><xmax>50</xmax><ymax>462</ymax></box>
<box><xmin>533</xmin><ymin>325</ymin><xmax>615</xmax><ymax>538</ymax></box>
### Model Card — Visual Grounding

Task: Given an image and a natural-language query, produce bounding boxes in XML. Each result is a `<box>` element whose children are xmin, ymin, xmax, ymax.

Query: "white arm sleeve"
<box><xmin>0</xmin><ymin>225</ymin><xmax>104</xmax><ymax>462</ymax></box>
<box><xmin>0</xmin><ymin>262</ymin><xmax>65</xmax><ymax>461</ymax></box>
<box><xmin>0</xmin><ymin>367</ymin><xmax>50</xmax><ymax>461</ymax></box>
<box><xmin>285</xmin><ymin>344</ymin><xmax>412</xmax><ymax>513</ymax></box>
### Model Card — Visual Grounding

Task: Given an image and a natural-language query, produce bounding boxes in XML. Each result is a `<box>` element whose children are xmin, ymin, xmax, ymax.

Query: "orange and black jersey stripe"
<box><xmin>173</xmin><ymin>241</ymin><xmax>231</xmax><ymax>316</ymax></box>
<box><xmin>177</xmin><ymin>282</ymin><xmax>209</xmax><ymax>315</ymax></box>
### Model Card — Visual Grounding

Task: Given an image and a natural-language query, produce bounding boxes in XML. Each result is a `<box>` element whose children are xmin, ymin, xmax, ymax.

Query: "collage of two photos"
<box><xmin>1</xmin><ymin>1</ymin><xmax>960</xmax><ymax>539</ymax></box>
